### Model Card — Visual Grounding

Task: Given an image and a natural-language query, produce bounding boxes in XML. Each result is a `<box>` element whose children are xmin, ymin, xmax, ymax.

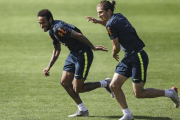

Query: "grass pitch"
<box><xmin>0</xmin><ymin>0</ymin><xmax>180</xmax><ymax>120</ymax></box>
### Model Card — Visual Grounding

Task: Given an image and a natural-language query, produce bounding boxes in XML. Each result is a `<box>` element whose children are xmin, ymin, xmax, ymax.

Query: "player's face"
<box><xmin>97</xmin><ymin>6</ymin><xmax>111</xmax><ymax>22</ymax></box>
<box><xmin>38</xmin><ymin>16</ymin><xmax>51</xmax><ymax>32</ymax></box>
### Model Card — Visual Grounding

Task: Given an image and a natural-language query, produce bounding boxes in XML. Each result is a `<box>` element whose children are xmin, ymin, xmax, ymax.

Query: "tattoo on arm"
<box><xmin>48</xmin><ymin>43</ymin><xmax>61</xmax><ymax>68</ymax></box>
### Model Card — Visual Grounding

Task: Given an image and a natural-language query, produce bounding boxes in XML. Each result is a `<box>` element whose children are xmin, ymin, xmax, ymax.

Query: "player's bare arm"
<box><xmin>43</xmin><ymin>43</ymin><xmax>61</xmax><ymax>77</ymax></box>
<box><xmin>48</xmin><ymin>43</ymin><xmax>61</xmax><ymax>68</ymax></box>
<box><xmin>70</xmin><ymin>30</ymin><xmax>108</xmax><ymax>51</ymax></box>
<box><xmin>86</xmin><ymin>16</ymin><xmax>107</xmax><ymax>26</ymax></box>
<box><xmin>111</xmin><ymin>38</ymin><xmax>120</xmax><ymax>61</ymax></box>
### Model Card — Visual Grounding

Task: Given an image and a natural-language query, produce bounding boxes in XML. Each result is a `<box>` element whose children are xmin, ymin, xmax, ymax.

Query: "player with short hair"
<box><xmin>86</xmin><ymin>0</ymin><xmax>179</xmax><ymax>120</ymax></box>
<box><xmin>37</xmin><ymin>9</ymin><xmax>113</xmax><ymax>117</ymax></box>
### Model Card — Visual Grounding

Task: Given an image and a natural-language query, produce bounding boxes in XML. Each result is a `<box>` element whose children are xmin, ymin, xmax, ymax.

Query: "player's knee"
<box><xmin>110</xmin><ymin>83</ymin><xmax>121</xmax><ymax>92</ymax></box>
<box><xmin>73</xmin><ymin>86</ymin><xmax>83</xmax><ymax>93</ymax></box>
<box><xmin>134</xmin><ymin>91</ymin><xmax>142</xmax><ymax>98</ymax></box>
<box><xmin>134</xmin><ymin>93</ymin><xmax>140</xmax><ymax>98</ymax></box>
<box><xmin>60</xmin><ymin>81</ymin><xmax>65</xmax><ymax>87</ymax></box>
<box><xmin>109</xmin><ymin>83</ymin><xmax>115</xmax><ymax>91</ymax></box>
<box><xmin>60</xmin><ymin>80</ymin><xmax>70</xmax><ymax>87</ymax></box>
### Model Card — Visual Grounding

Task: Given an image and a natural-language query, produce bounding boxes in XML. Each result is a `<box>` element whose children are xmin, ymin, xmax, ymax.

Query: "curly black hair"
<box><xmin>37</xmin><ymin>9</ymin><xmax>54</xmax><ymax>21</ymax></box>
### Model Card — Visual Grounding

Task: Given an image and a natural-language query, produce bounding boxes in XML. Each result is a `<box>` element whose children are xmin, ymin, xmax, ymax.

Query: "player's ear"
<box><xmin>49</xmin><ymin>17</ymin><xmax>52</xmax><ymax>23</ymax></box>
<box><xmin>107</xmin><ymin>9</ymin><xmax>112</xmax><ymax>14</ymax></box>
<box><xmin>107</xmin><ymin>9</ymin><xmax>112</xmax><ymax>18</ymax></box>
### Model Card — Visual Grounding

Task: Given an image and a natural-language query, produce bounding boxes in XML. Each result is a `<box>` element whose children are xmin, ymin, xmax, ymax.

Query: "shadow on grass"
<box><xmin>89</xmin><ymin>115</ymin><xmax>172</xmax><ymax>120</ymax></box>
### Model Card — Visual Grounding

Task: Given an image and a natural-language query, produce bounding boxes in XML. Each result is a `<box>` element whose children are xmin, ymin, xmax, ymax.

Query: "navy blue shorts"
<box><xmin>115</xmin><ymin>50</ymin><xmax>149</xmax><ymax>83</ymax></box>
<box><xmin>63</xmin><ymin>47</ymin><xmax>93</xmax><ymax>80</ymax></box>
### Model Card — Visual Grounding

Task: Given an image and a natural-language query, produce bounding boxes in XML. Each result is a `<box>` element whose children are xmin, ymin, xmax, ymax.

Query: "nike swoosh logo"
<box><xmin>75</xmin><ymin>75</ymin><xmax>81</xmax><ymax>76</ymax></box>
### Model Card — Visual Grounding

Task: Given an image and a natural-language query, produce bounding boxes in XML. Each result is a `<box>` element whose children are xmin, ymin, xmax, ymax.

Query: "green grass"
<box><xmin>0</xmin><ymin>0</ymin><xmax>180</xmax><ymax>120</ymax></box>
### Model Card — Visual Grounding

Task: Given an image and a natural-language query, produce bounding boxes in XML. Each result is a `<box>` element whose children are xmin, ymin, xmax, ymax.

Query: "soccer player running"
<box><xmin>37</xmin><ymin>9</ymin><xmax>113</xmax><ymax>117</ymax></box>
<box><xmin>86</xmin><ymin>0</ymin><xmax>179</xmax><ymax>120</ymax></box>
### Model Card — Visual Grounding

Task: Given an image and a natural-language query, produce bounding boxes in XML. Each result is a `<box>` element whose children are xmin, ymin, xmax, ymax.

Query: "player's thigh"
<box><xmin>112</xmin><ymin>58</ymin><xmax>131</xmax><ymax>88</ymax></box>
<box><xmin>61</xmin><ymin>71</ymin><xmax>74</xmax><ymax>87</ymax></box>
<box><xmin>132</xmin><ymin>81</ymin><xmax>145</xmax><ymax>96</ymax></box>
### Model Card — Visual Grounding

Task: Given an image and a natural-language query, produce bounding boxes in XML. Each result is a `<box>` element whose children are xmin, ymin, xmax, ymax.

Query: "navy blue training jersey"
<box><xmin>106</xmin><ymin>13</ymin><xmax>145</xmax><ymax>54</ymax></box>
<box><xmin>49</xmin><ymin>20</ymin><xmax>87</xmax><ymax>53</ymax></box>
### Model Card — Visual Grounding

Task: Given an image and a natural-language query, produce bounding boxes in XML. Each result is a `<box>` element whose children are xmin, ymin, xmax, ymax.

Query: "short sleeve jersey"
<box><xmin>49</xmin><ymin>20</ymin><xmax>87</xmax><ymax>53</ymax></box>
<box><xmin>106</xmin><ymin>13</ymin><xmax>145</xmax><ymax>54</ymax></box>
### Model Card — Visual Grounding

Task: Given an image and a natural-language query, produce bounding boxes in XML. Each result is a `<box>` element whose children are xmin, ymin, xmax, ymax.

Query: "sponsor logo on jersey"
<box><xmin>58</xmin><ymin>28</ymin><xmax>67</xmax><ymax>37</ymax></box>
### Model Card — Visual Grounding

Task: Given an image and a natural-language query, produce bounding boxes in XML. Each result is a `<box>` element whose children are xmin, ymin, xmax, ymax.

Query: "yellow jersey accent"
<box><xmin>83</xmin><ymin>53</ymin><xmax>88</xmax><ymax>78</ymax></box>
<box><xmin>138</xmin><ymin>53</ymin><xmax>144</xmax><ymax>81</ymax></box>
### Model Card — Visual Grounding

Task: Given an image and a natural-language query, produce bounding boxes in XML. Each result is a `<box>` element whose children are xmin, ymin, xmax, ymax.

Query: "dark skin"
<box><xmin>38</xmin><ymin>16</ymin><xmax>108</xmax><ymax>105</ymax></box>
<box><xmin>38</xmin><ymin>16</ymin><xmax>108</xmax><ymax>76</ymax></box>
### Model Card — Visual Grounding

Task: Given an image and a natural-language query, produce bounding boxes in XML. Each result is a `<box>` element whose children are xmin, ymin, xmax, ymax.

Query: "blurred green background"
<box><xmin>0</xmin><ymin>0</ymin><xmax>180</xmax><ymax>120</ymax></box>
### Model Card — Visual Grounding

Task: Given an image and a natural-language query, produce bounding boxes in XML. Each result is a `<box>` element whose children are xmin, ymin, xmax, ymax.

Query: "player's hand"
<box><xmin>113</xmin><ymin>54</ymin><xmax>119</xmax><ymax>61</ymax></box>
<box><xmin>86</xmin><ymin>16</ymin><xmax>100</xmax><ymax>24</ymax></box>
<box><xmin>43</xmin><ymin>66</ymin><xmax>50</xmax><ymax>77</ymax></box>
<box><xmin>94</xmin><ymin>45</ymin><xmax>108</xmax><ymax>52</ymax></box>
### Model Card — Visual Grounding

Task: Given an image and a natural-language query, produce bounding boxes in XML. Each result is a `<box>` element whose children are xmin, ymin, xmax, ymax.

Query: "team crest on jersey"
<box><xmin>58</xmin><ymin>28</ymin><xmax>67</xmax><ymax>37</ymax></box>
<box><xmin>107</xmin><ymin>27</ymin><xmax>112</xmax><ymax>36</ymax></box>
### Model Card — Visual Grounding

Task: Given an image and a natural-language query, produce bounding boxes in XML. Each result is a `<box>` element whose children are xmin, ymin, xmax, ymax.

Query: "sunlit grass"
<box><xmin>0</xmin><ymin>0</ymin><xmax>180</xmax><ymax>120</ymax></box>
